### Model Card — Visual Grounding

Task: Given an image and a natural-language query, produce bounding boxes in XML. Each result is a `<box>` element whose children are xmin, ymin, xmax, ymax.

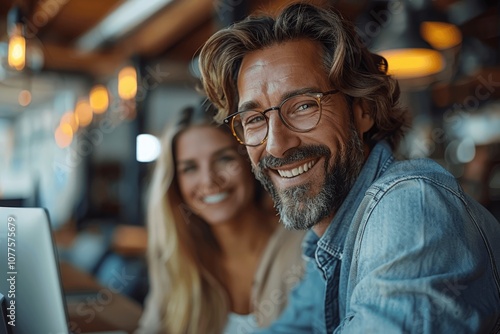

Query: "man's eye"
<box><xmin>243</xmin><ymin>113</ymin><xmax>266</xmax><ymax>126</ymax></box>
<box><xmin>287</xmin><ymin>99</ymin><xmax>318</xmax><ymax>115</ymax></box>
<box><xmin>297</xmin><ymin>102</ymin><xmax>313</xmax><ymax>111</ymax></box>
<box><xmin>248</xmin><ymin>115</ymin><xmax>265</xmax><ymax>124</ymax></box>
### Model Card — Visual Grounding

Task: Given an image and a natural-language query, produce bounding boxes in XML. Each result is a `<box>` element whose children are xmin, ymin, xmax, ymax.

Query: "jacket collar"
<box><xmin>303</xmin><ymin>140</ymin><xmax>395</xmax><ymax>265</ymax></box>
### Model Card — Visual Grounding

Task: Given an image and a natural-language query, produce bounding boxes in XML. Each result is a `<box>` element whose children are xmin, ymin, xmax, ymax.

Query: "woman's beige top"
<box><xmin>136</xmin><ymin>224</ymin><xmax>306</xmax><ymax>333</ymax></box>
<box><xmin>251</xmin><ymin>224</ymin><xmax>306</xmax><ymax>327</ymax></box>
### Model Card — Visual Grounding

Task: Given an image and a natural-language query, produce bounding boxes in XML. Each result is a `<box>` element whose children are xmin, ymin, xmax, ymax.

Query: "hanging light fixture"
<box><xmin>89</xmin><ymin>84</ymin><xmax>109</xmax><ymax>114</ymax></box>
<box><xmin>7</xmin><ymin>6</ymin><xmax>26</xmax><ymax>71</ymax></box>
<box><xmin>118</xmin><ymin>65</ymin><xmax>138</xmax><ymax>100</ymax></box>
<box><xmin>54</xmin><ymin>123</ymin><xmax>73</xmax><ymax>148</ymax></box>
<box><xmin>74</xmin><ymin>99</ymin><xmax>93</xmax><ymax>127</ymax></box>
<box><xmin>370</xmin><ymin>0</ymin><xmax>445</xmax><ymax>82</ymax></box>
<box><xmin>421</xmin><ymin>21</ymin><xmax>462</xmax><ymax>51</ymax></box>
<box><xmin>418</xmin><ymin>4</ymin><xmax>463</xmax><ymax>85</ymax></box>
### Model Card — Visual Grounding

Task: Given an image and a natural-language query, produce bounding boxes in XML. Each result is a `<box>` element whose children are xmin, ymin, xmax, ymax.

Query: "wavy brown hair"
<box><xmin>199</xmin><ymin>2</ymin><xmax>410</xmax><ymax>149</ymax></box>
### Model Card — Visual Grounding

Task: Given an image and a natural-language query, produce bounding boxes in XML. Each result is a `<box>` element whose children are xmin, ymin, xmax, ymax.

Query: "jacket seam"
<box><xmin>354</xmin><ymin>175</ymin><xmax>500</xmax><ymax>320</ymax></box>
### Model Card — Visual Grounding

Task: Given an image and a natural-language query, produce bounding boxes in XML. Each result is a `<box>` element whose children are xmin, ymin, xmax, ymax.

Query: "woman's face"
<box><xmin>175</xmin><ymin>125</ymin><xmax>256</xmax><ymax>225</ymax></box>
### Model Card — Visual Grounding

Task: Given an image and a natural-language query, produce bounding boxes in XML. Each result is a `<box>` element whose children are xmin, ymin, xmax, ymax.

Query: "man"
<box><xmin>199</xmin><ymin>2</ymin><xmax>500</xmax><ymax>333</ymax></box>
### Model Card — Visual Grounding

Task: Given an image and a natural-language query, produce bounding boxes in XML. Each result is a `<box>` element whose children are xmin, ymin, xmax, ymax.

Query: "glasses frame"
<box><xmin>223</xmin><ymin>89</ymin><xmax>339</xmax><ymax>147</ymax></box>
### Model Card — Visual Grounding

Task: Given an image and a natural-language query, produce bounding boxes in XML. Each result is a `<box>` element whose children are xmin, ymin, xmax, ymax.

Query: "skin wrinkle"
<box><xmin>233</xmin><ymin>39</ymin><xmax>373</xmax><ymax>232</ymax></box>
<box><xmin>194</xmin><ymin>4</ymin><xmax>500</xmax><ymax>333</ymax></box>
<box><xmin>253</xmin><ymin>121</ymin><xmax>365</xmax><ymax>230</ymax></box>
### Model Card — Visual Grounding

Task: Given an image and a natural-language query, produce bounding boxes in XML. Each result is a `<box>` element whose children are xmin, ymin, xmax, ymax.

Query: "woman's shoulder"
<box><xmin>252</xmin><ymin>223</ymin><xmax>306</xmax><ymax>326</ymax></box>
<box><xmin>271</xmin><ymin>223</ymin><xmax>307</xmax><ymax>248</ymax></box>
<box><xmin>260</xmin><ymin>223</ymin><xmax>305</xmax><ymax>269</ymax></box>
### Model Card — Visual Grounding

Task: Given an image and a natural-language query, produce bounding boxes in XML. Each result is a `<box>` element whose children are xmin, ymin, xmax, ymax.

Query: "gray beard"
<box><xmin>253</xmin><ymin>126</ymin><xmax>365</xmax><ymax>230</ymax></box>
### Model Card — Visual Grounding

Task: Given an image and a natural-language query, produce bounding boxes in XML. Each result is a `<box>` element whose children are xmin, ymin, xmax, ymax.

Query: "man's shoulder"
<box><xmin>369</xmin><ymin>157</ymin><xmax>461</xmax><ymax>197</ymax></box>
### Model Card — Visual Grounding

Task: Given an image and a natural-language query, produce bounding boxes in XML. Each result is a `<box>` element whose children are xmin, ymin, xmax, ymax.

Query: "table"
<box><xmin>59</xmin><ymin>261</ymin><xmax>143</xmax><ymax>334</ymax></box>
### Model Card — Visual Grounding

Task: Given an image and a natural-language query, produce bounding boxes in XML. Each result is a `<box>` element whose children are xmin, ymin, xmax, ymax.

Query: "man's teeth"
<box><xmin>202</xmin><ymin>192</ymin><xmax>229</xmax><ymax>204</ymax></box>
<box><xmin>277</xmin><ymin>161</ymin><xmax>315</xmax><ymax>178</ymax></box>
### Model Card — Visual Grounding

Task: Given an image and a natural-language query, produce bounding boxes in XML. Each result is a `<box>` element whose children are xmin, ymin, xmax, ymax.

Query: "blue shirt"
<box><xmin>256</xmin><ymin>141</ymin><xmax>500</xmax><ymax>333</ymax></box>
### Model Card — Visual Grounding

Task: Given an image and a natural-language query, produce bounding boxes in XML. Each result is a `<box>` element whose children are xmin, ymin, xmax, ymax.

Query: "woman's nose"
<box><xmin>200</xmin><ymin>166</ymin><xmax>226</xmax><ymax>191</ymax></box>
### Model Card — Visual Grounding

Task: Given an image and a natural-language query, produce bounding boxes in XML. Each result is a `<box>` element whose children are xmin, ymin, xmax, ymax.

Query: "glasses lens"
<box><xmin>281</xmin><ymin>95</ymin><xmax>321</xmax><ymax>131</ymax></box>
<box><xmin>232</xmin><ymin>111</ymin><xmax>268</xmax><ymax>146</ymax></box>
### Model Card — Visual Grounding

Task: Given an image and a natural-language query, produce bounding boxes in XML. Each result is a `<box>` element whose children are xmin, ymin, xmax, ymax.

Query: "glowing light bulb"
<box><xmin>118</xmin><ymin>66</ymin><xmax>137</xmax><ymax>100</ymax></box>
<box><xmin>89</xmin><ymin>85</ymin><xmax>109</xmax><ymax>114</ymax></box>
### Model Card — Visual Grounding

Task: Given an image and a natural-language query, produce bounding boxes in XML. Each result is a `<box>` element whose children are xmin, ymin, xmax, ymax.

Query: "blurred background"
<box><xmin>0</xmin><ymin>0</ymin><xmax>499</xmax><ymax>312</ymax></box>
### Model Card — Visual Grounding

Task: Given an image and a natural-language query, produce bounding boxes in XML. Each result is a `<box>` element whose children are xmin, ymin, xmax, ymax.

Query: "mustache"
<box><xmin>257</xmin><ymin>145</ymin><xmax>331</xmax><ymax>169</ymax></box>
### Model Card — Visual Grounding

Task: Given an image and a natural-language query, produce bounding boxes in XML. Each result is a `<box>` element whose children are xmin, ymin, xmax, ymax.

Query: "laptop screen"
<box><xmin>0</xmin><ymin>207</ymin><xmax>69</xmax><ymax>334</ymax></box>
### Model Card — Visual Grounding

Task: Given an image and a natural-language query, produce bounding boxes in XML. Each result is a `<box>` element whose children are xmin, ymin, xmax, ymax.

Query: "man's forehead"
<box><xmin>236</xmin><ymin>41</ymin><xmax>328</xmax><ymax>104</ymax></box>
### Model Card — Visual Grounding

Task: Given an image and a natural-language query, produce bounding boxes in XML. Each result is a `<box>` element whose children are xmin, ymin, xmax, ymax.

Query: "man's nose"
<box><xmin>265</xmin><ymin>112</ymin><xmax>301</xmax><ymax>158</ymax></box>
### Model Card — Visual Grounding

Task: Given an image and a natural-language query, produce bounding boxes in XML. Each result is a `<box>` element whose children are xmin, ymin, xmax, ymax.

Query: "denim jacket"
<box><xmin>256</xmin><ymin>141</ymin><xmax>500</xmax><ymax>334</ymax></box>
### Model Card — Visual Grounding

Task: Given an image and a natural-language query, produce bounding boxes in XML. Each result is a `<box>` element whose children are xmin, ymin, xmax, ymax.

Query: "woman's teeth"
<box><xmin>202</xmin><ymin>192</ymin><xmax>229</xmax><ymax>204</ymax></box>
<box><xmin>277</xmin><ymin>160</ymin><xmax>315</xmax><ymax>178</ymax></box>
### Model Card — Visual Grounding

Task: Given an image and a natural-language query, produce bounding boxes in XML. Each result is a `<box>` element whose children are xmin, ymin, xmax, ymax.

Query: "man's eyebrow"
<box><xmin>281</xmin><ymin>87</ymin><xmax>321</xmax><ymax>100</ymax></box>
<box><xmin>238</xmin><ymin>87</ymin><xmax>323</xmax><ymax>112</ymax></box>
<box><xmin>238</xmin><ymin>100</ymin><xmax>260</xmax><ymax>113</ymax></box>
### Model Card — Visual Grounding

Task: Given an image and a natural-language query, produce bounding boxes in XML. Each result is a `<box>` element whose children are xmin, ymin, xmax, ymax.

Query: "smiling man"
<box><xmin>199</xmin><ymin>2</ymin><xmax>500</xmax><ymax>333</ymax></box>
<box><xmin>236</xmin><ymin>39</ymin><xmax>370</xmax><ymax>234</ymax></box>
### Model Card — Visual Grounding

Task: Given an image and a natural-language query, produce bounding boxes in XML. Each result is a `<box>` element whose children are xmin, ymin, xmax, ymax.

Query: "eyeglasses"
<box><xmin>223</xmin><ymin>89</ymin><xmax>339</xmax><ymax>147</ymax></box>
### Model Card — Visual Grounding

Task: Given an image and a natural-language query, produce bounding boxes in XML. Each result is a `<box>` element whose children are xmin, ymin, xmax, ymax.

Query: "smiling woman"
<box><xmin>135</xmin><ymin>102</ymin><xmax>305</xmax><ymax>334</ymax></box>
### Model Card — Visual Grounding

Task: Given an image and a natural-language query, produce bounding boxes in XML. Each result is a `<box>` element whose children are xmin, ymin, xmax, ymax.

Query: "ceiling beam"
<box><xmin>42</xmin><ymin>43</ymin><xmax>125</xmax><ymax>77</ymax></box>
<box><xmin>24</xmin><ymin>0</ymin><xmax>69</xmax><ymax>38</ymax></box>
<box><xmin>116</xmin><ymin>0</ymin><xmax>214</xmax><ymax>58</ymax></box>
<box><xmin>41</xmin><ymin>0</ymin><xmax>214</xmax><ymax>76</ymax></box>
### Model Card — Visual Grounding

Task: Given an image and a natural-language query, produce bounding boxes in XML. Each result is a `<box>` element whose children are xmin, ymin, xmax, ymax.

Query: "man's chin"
<box><xmin>280</xmin><ymin>216</ymin><xmax>316</xmax><ymax>231</ymax></box>
<box><xmin>275</xmin><ymin>186</ymin><xmax>326</xmax><ymax>230</ymax></box>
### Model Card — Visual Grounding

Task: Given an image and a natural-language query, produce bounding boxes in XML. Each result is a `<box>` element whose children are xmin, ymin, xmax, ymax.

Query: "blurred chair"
<box><xmin>93</xmin><ymin>225</ymin><xmax>149</xmax><ymax>305</ymax></box>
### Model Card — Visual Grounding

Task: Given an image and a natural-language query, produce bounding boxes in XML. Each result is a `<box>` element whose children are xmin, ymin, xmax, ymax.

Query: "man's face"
<box><xmin>236</xmin><ymin>39</ymin><xmax>372</xmax><ymax>230</ymax></box>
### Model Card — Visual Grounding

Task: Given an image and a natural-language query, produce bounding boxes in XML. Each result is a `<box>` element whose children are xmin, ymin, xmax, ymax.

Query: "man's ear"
<box><xmin>353</xmin><ymin>99</ymin><xmax>374</xmax><ymax>137</ymax></box>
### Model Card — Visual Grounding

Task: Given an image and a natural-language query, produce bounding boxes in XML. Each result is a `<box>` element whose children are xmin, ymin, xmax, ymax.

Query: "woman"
<box><xmin>136</xmin><ymin>103</ymin><xmax>305</xmax><ymax>334</ymax></box>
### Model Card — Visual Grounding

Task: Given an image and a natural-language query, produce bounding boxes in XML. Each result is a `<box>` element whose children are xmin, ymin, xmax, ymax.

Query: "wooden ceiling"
<box><xmin>0</xmin><ymin>0</ymin><xmax>499</xmax><ymax>99</ymax></box>
<box><xmin>0</xmin><ymin>0</ymin><xmax>218</xmax><ymax>77</ymax></box>
<box><xmin>0</xmin><ymin>0</ymin><xmax>498</xmax><ymax>72</ymax></box>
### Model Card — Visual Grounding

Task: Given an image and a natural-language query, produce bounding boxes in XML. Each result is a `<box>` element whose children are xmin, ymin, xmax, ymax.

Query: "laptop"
<box><xmin>0</xmin><ymin>207</ymin><xmax>127</xmax><ymax>334</ymax></box>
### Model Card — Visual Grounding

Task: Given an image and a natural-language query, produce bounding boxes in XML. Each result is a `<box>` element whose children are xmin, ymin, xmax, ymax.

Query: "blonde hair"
<box><xmin>146</xmin><ymin>105</ymin><xmax>231</xmax><ymax>334</ymax></box>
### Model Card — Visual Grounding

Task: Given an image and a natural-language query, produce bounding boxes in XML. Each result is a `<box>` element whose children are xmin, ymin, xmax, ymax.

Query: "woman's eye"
<box><xmin>219</xmin><ymin>155</ymin><xmax>235</xmax><ymax>162</ymax></box>
<box><xmin>179</xmin><ymin>165</ymin><xmax>196</xmax><ymax>174</ymax></box>
<box><xmin>215</xmin><ymin>155</ymin><xmax>238</xmax><ymax>170</ymax></box>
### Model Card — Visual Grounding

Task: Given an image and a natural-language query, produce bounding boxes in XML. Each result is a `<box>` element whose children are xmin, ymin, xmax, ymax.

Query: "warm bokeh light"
<box><xmin>8</xmin><ymin>34</ymin><xmax>26</xmax><ymax>71</ymax></box>
<box><xmin>421</xmin><ymin>22</ymin><xmax>462</xmax><ymax>50</ymax></box>
<box><xmin>18</xmin><ymin>90</ymin><xmax>31</xmax><ymax>106</ymax></box>
<box><xmin>60</xmin><ymin>111</ymin><xmax>79</xmax><ymax>133</ymax></box>
<box><xmin>118</xmin><ymin>66</ymin><xmax>137</xmax><ymax>100</ymax></box>
<box><xmin>74</xmin><ymin>99</ymin><xmax>93</xmax><ymax>127</ymax></box>
<box><xmin>89</xmin><ymin>85</ymin><xmax>109</xmax><ymax>114</ymax></box>
<box><xmin>379</xmin><ymin>48</ymin><xmax>445</xmax><ymax>79</ymax></box>
<box><xmin>54</xmin><ymin>123</ymin><xmax>74</xmax><ymax>148</ymax></box>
